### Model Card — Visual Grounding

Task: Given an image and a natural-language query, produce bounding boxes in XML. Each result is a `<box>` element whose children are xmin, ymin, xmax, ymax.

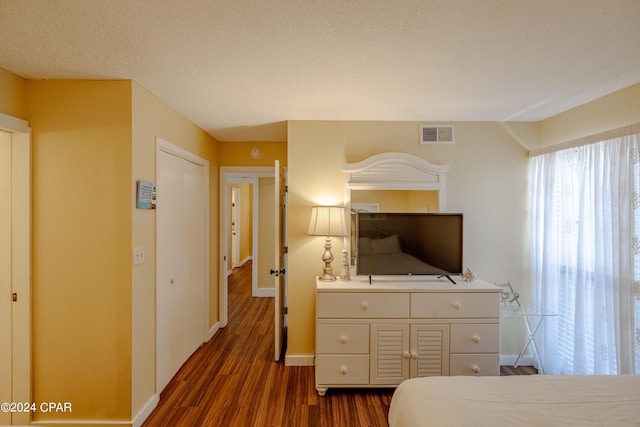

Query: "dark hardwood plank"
<box><xmin>500</xmin><ymin>364</ymin><xmax>538</xmax><ymax>375</ymax></box>
<box><xmin>143</xmin><ymin>261</ymin><xmax>536</xmax><ymax>427</ymax></box>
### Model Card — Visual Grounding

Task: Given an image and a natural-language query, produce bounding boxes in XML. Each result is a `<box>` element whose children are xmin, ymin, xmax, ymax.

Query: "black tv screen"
<box><xmin>355</xmin><ymin>212</ymin><xmax>463</xmax><ymax>276</ymax></box>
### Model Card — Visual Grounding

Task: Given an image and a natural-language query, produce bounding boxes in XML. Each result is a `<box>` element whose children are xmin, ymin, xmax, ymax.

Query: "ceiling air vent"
<box><xmin>420</xmin><ymin>125</ymin><xmax>455</xmax><ymax>145</ymax></box>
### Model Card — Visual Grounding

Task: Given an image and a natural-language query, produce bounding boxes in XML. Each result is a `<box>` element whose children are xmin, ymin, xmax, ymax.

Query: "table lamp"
<box><xmin>308</xmin><ymin>206</ymin><xmax>347</xmax><ymax>281</ymax></box>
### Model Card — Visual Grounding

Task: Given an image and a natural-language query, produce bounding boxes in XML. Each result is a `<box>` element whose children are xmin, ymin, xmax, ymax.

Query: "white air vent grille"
<box><xmin>420</xmin><ymin>125</ymin><xmax>455</xmax><ymax>144</ymax></box>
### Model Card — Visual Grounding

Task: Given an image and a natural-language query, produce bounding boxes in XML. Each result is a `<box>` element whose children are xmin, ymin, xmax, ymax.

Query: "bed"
<box><xmin>388</xmin><ymin>375</ymin><xmax>640</xmax><ymax>427</ymax></box>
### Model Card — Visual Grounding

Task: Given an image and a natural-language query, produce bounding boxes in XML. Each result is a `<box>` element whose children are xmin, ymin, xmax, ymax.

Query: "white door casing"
<box><xmin>0</xmin><ymin>131</ymin><xmax>12</xmax><ymax>426</ymax></box>
<box><xmin>0</xmin><ymin>114</ymin><xmax>31</xmax><ymax>426</ymax></box>
<box><xmin>156</xmin><ymin>139</ymin><xmax>209</xmax><ymax>393</ymax></box>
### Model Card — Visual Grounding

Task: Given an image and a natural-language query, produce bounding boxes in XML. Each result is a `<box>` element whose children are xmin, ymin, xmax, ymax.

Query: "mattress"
<box><xmin>388</xmin><ymin>374</ymin><xmax>640</xmax><ymax>427</ymax></box>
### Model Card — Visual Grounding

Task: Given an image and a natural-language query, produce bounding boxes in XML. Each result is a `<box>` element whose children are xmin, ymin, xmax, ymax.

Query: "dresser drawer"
<box><xmin>315</xmin><ymin>355</ymin><xmax>370</xmax><ymax>385</ymax></box>
<box><xmin>317</xmin><ymin>324</ymin><xmax>369</xmax><ymax>353</ymax></box>
<box><xmin>411</xmin><ymin>292</ymin><xmax>500</xmax><ymax>318</ymax></box>
<box><xmin>450</xmin><ymin>354</ymin><xmax>499</xmax><ymax>376</ymax></box>
<box><xmin>317</xmin><ymin>292</ymin><xmax>409</xmax><ymax>318</ymax></box>
<box><xmin>450</xmin><ymin>323</ymin><xmax>499</xmax><ymax>353</ymax></box>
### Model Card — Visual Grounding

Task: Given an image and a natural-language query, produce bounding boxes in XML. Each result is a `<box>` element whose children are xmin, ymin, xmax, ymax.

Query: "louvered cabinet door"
<box><xmin>370</xmin><ymin>324</ymin><xmax>410</xmax><ymax>385</ymax></box>
<box><xmin>410</xmin><ymin>324</ymin><xmax>450</xmax><ymax>377</ymax></box>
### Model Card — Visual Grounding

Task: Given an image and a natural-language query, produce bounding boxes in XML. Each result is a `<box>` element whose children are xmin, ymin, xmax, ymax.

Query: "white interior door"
<box><xmin>273</xmin><ymin>160</ymin><xmax>287</xmax><ymax>361</ymax></box>
<box><xmin>157</xmin><ymin>146</ymin><xmax>207</xmax><ymax>392</ymax></box>
<box><xmin>231</xmin><ymin>187</ymin><xmax>240</xmax><ymax>269</ymax></box>
<box><xmin>0</xmin><ymin>131</ymin><xmax>12</xmax><ymax>425</ymax></box>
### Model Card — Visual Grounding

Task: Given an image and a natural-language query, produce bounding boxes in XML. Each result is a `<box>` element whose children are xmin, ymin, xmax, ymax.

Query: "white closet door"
<box><xmin>157</xmin><ymin>149</ymin><xmax>206</xmax><ymax>392</ymax></box>
<box><xmin>181</xmin><ymin>162</ymin><xmax>206</xmax><ymax>362</ymax></box>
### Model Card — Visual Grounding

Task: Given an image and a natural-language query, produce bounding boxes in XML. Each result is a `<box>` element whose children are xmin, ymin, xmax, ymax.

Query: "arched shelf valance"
<box><xmin>343</xmin><ymin>152</ymin><xmax>449</xmax><ymax>210</ymax></box>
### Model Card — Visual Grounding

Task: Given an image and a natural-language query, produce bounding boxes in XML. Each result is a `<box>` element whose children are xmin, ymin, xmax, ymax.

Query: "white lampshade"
<box><xmin>308</xmin><ymin>206</ymin><xmax>347</xmax><ymax>237</ymax></box>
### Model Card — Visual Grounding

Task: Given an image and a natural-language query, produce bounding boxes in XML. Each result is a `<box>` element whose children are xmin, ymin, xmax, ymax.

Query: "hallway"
<box><xmin>142</xmin><ymin>261</ymin><xmax>393</xmax><ymax>426</ymax></box>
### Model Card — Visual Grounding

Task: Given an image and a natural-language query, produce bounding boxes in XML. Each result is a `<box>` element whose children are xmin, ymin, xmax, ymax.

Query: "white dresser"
<box><xmin>315</xmin><ymin>277</ymin><xmax>501</xmax><ymax>395</ymax></box>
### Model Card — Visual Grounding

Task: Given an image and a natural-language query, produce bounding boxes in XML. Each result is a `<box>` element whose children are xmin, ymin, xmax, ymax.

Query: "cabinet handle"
<box><xmin>452</xmin><ymin>302</ymin><xmax>461</xmax><ymax>310</ymax></box>
<box><xmin>340</xmin><ymin>336</ymin><xmax>348</xmax><ymax>344</ymax></box>
<box><xmin>471</xmin><ymin>365</ymin><xmax>480</xmax><ymax>374</ymax></box>
<box><xmin>411</xmin><ymin>352</ymin><xmax>419</xmax><ymax>359</ymax></box>
<box><xmin>361</xmin><ymin>302</ymin><xmax>368</xmax><ymax>310</ymax></box>
<box><xmin>403</xmin><ymin>351</ymin><xmax>411</xmax><ymax>359</ymax></box>
<box><xmin>340</xmin><ymin>367</ymin><xmax>347</xmax><ymax>375</ymax></box>
<box><xmin>472</xmin><ymin>335</ymin><xmax>481</xmax><ymax>343</ymax></box>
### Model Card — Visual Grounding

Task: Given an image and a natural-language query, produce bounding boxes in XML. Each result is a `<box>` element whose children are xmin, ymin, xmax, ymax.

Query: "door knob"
<box><xmin>269</xmin><ymin>268</ymin><xmax>286</xmax><ymax>276</ymax></box>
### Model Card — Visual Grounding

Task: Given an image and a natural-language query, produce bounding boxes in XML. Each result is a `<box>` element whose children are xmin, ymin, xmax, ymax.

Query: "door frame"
<box><xmin>219</xmin><ymin>167</ymin><xmax>274</xmax><ymax>327</ymax></box>
<box><xmin>0</xmin><ymin>113</ymin><xmax>31</xmax><ymax>426</ymax></box>
<box><xmin>156</xmin><ymin>138</ymin><xmax>210</xmax><ymax>358</ymax></box>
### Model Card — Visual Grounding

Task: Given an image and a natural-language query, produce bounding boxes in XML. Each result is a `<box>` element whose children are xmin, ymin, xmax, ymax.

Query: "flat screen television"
<box><xmin>355</xmin><ymin>212</ymin><xmax>463</xmax><ymax>281</ymax></box>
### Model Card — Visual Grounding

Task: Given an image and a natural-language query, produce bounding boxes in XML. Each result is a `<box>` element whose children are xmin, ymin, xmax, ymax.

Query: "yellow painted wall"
<box><xmin>238</xmin><ymin>182</ymin><xmax>253</xmax><ymax>264</ymax></box>
<box><xmin>287</xmin><ymin>121</ymin><xmax>535</xmax><ymax>360</ymax></box>
<box><xmin>225</xmin><ymin>183</ymin><xmax>253</xmax><ymax>273</ymax></box>
<box><xmin>540</xmin><ymin>83</ymin><xmax>640</xmax><ymax>147</ymax></box>
<box><xmin>351</xmin><ymin>190</ymin><xmax>439</xmax><ymax>213</ymax></box>
<box><xmin>27</xmin><ymin>80</ymin><xmax>133</xmax><ymax>422</ymax></box>
<box><xmin>2</xmin><ymin>74</ymin><xmax>219</xmax><ymax>423</ymax></box>
<box><xmin>131</xmin><ymin>82</ymin><xmax>218</xmax><ymax>419</ymax></box>
<box><xmin>0</xmin><ymin>67</ymin><xmax>27</xmax><ymax>119</ymax></box>
<box><xmin>219</xmin><ymin>140</ymin><xmax>287</xmax><ymax>166</ymax></box>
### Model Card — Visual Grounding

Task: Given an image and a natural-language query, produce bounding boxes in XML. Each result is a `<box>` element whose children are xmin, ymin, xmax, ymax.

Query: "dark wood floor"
<box><xmin>142</xmin><ymin>262</ymin><xmax>536</xmax><ymax>427</ymax></box>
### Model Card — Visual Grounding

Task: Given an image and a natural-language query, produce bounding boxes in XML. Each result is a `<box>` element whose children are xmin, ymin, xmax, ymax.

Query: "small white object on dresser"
<box><xmin>315</xmin><ymin>276</ymin><xmax>501</xmax><ymax>396</ymax></box>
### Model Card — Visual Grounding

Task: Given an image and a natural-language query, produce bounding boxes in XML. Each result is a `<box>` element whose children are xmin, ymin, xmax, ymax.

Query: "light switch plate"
<box><xmin>133</xmin><ymin>246</ymin><xmax>145</xmax><ymax>265</ymax></box>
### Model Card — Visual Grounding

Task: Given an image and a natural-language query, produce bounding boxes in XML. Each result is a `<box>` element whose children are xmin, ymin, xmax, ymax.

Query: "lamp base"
<box><xmin>319</xmin><ymin>236</ymin><xmax>336</xmax><ymax>281</ymax></box>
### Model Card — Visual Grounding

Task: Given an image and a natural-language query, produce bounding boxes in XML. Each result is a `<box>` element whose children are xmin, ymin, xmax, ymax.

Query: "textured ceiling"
<box><xmin>1</xmin><ymin>0</ymin><xmax>639</xmax><ymax>141</ymax></box>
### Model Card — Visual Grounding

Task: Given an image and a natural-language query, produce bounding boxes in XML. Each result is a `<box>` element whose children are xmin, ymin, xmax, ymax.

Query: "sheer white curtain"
<box><xmin>529</xmin><ymin>132</ymin><xmax>640</xmax><ymax>375</ymax></box>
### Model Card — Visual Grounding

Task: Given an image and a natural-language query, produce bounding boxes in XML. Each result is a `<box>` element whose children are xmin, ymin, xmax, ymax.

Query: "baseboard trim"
<box><xmin>30</xmin><ymin>392</ymin><xmax>159</xmax><ymax>427</ymax></box>
<box><xmin>284</xmin><ymin>353</ymin><xmax>315</xmax><ymax>366</ymax></box>
<box><xmin>253</xmin><ymin>288</ymin><xmax>275</xmax><ymax>297</ymax></box>
<box><xmin>238</xmin><ymin>256</ymin><xmax>252</xmax><ymax>267</ymax></box>
<box><xmin>207</xmin><ymin>321</ymin><xmax>220</xmax><ymax>341</ymax></box>
<box><xmin>30</xmin><ymin>421</ymin><xmax>133</xmax><ymax>426</ymax></box>
<box><xmin>132</xmin><ymin>394</ymin><xmax>160</xmax><ymax>427</ymax></box>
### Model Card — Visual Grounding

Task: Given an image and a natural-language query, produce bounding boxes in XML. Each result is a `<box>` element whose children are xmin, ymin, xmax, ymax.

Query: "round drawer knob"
<box><xmin>471</xmin><ymin>365</ymin><xmax>480</xmax><ymax>374</ymax></box>
<box><xmin>472</xmin><ymin>335</ymin><xmax>481</xmax><ymax>343</ymax></box>
<box><xmin>411</xmin><ymin>352</ymin><xmax>419</xmax><ymax>359</ymax></box>
<box><xmin>403</xmin><ymin>351</ymin><xmax>411</xmax><ymax>359</ymax></box>
<box><xmin>340</xmin><ymin>367</ymin><xmax>347</xmax><ymax>375</ymax></box>
<box><xmin>340</xmin><ymin>336</ymin><xmax>348</xmax><ymax>344</ymax></box>
<box><xmin>361</xmin><ymin>302</ymin><xmax>368</xmax><ymax>310</ymax></box>
<box><xmin>452</xmin><ymin>302</ymin><xmax>461</xmax><ymax>310</ymax></box>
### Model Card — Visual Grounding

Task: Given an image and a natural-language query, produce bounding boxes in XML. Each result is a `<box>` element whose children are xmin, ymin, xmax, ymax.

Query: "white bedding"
<box><xmin>388</xmin><ymin>375</ymin><xmax>640</xmax><ymax>427</ymax></box>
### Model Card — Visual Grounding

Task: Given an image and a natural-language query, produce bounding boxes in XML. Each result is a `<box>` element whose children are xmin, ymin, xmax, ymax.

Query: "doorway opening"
<box><xmin>220</xmin><ymin>165</ymin><xmax>287</xmax><ymax>361</ymax></box>
<box><xmin>220</xmin><ymin>168</ymin><xmax>275</xmax><ymax>326</ymax></box>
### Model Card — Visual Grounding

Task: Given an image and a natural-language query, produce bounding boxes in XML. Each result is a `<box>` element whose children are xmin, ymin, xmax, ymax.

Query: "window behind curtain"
<box><xmin>529</xmin><ymin>133</ymin><xmax>640</xmax><ymax>375</ymax></box>
<box><xmin>634</xmin><ymin>151</ymin><xmax>640</xmax><ymax>373</ymax></box>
